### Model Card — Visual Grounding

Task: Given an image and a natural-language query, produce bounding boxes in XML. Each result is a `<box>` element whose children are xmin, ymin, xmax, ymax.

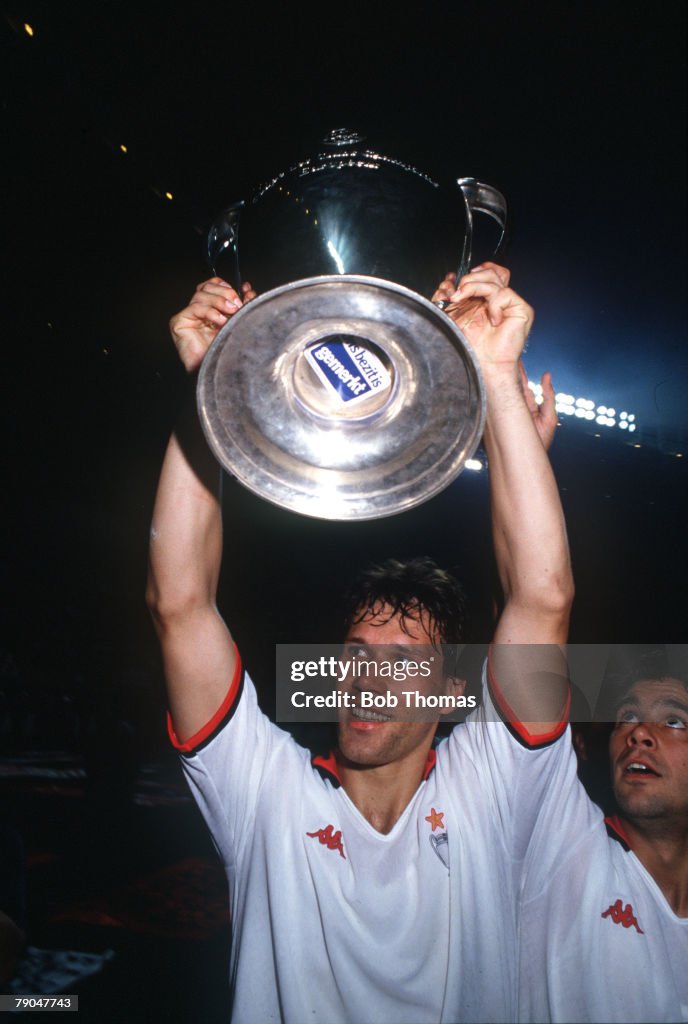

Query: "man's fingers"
<box><xmin>197</xmin><ymin>280</ymin><xmax>242</xmax><ymax>308</ymax></box>
<box><xmin>452</xmin><ymin>263</ymin><xmax>509</xmax><ymax>299</ymax></box>
<box><xmin>448</xmin><ymin>279</ymin><xmax>533</xmax><ymax>329</ymax></box>
<box><xmin>188</xmin><ymin>305</ymin><xmax>230</xmax><ymax>328</ymax></box>
<box><xmin>519</xmin><ymin>363</ymin><xmax>537</xmax><ymax>414</ymax></box>
<box><xmin>188</xmin><ymin>295</ymin><xmax>236</xmax><ymax>320</ymax></box>
<box><xmin>435</xmin><ymin>264</ymin><xmax>509</xmax><ymax>306</ymax></box>
<box><xmin>469</xmin><ymin>262</ymin><xmax>510</xmax><ymax>287</ymax></box>
<box><xmin>432</xmin><ymin>273</ymin><xmax>457</xmax><ymax>304</ymax></box>
<box><xmin>540</xmin><ymin>371</ymin><xmax>557</xmax><ymax>418</ymax></box>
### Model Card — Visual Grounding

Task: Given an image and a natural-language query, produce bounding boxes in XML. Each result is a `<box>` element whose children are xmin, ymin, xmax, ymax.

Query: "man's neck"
<box><xmin>336</xmin><ymin>745</ymin><xmax>433</xmax><ymax>835</ymax></box>
<box><xmin>622</xmin><ymin>816</ymin><xmax>688</xmax><ymax>917</ymax></box>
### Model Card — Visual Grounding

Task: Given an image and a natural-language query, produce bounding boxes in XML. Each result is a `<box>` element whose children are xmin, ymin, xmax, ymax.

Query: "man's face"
<box><xmin>610</xmin><ymin>678</ymin><xmax>688</xmax><ymax>829</ymax></box>
<box><xmin>336</xmin><ymin>604</ymin><xmax>464</xmax><ymax>769</ymax></box>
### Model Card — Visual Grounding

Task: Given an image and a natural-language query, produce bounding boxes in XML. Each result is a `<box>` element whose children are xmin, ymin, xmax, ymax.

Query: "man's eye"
<box><xmin>666</xmin><ymin>716</ymin><xmax>686</xmax><ymax>730</ymax></box>
<box><xmin>350</xmin><ymin>647</ymin><xmax>367</xmax><ymax>659</ymax></box>
<box><xmin>616</xmin><ymin>709</ymin><xmax>638</xmax><ymax>725</ymax></box>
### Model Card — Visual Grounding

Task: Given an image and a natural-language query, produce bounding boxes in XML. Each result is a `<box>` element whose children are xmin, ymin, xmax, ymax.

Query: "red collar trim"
<box><xmin>604</xmin><ymin>814</ymin><xmax>632</xmax><ymax>848</ymax></box>
<box><xmin>423</xmin><ymin>747</ymin><xmax>437</xmax><ymax>779</ymax></box>
<box><xmin>312</xmin><ymin>751</ymin><xmax>341</xmax><ymax>784</ymax></box>
<box><xmin>312</xmin><ymin>747</ymin><xmax>437</xmax><ymax>784</ymax></box>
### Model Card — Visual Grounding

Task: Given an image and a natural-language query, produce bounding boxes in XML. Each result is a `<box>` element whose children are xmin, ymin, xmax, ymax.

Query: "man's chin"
<box><xmin>337</xmin><ymin>721</ymin><xmax>392</xmax><ymax>762</ymax></box>
<box><xmin>614</xmin><ymin>790</ymin><xmax>665</xmax><ymax>822</ymax></box>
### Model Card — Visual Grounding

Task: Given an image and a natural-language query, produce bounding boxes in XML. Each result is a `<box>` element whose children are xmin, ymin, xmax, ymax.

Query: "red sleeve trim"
<box><xmin>487</xmin><ymin>645</ymin><xmax>570</xmax><ymax>748</ymax></box>
<box><xmin>167</xmin><ymin>647</ymin><xmax>243</xmax><ymax>755</ymax></box>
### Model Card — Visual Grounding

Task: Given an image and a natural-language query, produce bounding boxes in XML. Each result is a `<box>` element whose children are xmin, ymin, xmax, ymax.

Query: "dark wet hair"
<box><xmin>342</xmin><ymin>557</ymin><xmax>466</xmax><ymax>676</ymax></box>
<box><xmin>609</xmin><ymin>646</ymin><xmax>688</xmax><ymax>719</ymax></box>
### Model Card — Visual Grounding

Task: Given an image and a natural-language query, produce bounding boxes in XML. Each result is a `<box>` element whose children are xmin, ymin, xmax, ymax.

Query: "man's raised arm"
<box><xmin>146</xmin><ymin>278</ymin><xmax>254</xmax><ymax>744</ymax></box>
<box><xmin>436</xmin><ymin>264</ymin><xmax>573</xmax><ymax>733</ymax></box>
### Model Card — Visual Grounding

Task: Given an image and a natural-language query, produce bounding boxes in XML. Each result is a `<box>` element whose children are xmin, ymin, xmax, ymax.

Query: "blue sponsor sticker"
<box><xmin>305</xmin><ymin>339</ymin><xmax>391</xmax><ymax>406</ymax></box>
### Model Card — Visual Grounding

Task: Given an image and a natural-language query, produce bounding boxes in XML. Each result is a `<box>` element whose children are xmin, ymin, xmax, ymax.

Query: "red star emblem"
<box><xmin>425</xmin><ymin>807</ymin><xmax>445</xmax><ymax>831</ymax></box>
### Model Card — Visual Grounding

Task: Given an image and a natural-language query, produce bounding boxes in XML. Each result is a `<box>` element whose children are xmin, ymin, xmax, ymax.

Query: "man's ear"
<box><xmin>572</xmin><ymin>729</ymin><xmax>588</xmax><ymax>762</ymax></box>
<box><xmin>440</xmin><ymin>676</ymin><xmax>466</xmax><ymax>716</ymax></box>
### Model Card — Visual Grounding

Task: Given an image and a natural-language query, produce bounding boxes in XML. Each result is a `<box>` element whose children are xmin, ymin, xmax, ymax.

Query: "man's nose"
<box><xmin>627</xmin><ymin>721</ymin><xmax>656</xmax><ymax>747</ymax></box>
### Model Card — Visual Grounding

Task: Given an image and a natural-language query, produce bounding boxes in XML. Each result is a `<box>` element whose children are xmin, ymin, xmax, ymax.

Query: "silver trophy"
<box><xmin>198</xmin><ymin>129</ymin><xmax>507</xmax><ymax>521</ymax></box>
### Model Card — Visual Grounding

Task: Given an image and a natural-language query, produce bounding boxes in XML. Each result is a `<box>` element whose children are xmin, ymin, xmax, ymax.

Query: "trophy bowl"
<box><xmin>198</xmin><ymin>129</ymin><xmax>506</xmax><ymax>521</ymax></box>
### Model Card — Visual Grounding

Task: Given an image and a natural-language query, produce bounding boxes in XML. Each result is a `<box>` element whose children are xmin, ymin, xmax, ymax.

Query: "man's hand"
<box><xmin>433</xmin><ymin>264</ymin><xmax>557</xmax><ymax>451</ymax></box>
<box><xmin>432</xmin><ymin>263</ymin><xmax>532</xmax><ymax>370</ymax></box>
<box><xmin>521</xmin><ymin>365</ymin><xmax>558</xmax><ymax>452</ymax></box>
<box><xmin>170</xmin><ymin>277</ymin><xmax>256</xmax><ymax>373</ymax></box>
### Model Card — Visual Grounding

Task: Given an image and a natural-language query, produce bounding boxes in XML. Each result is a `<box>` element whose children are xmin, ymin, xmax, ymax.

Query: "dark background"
<box><xmin>2</xmin><ymin>1</ymin><xmax>686</xmax><ymax>737</ymax></box>
<box><xmin>0</xmin><ymin>4</ymin><xmax>685</xmax><ymax>1020</ymax></box>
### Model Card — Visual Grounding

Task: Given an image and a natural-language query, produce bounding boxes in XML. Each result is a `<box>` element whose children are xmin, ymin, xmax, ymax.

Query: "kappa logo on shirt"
<box><xmin>600</xmin><ymin>898</ymin><xmax>644</xmax><ymax>934</ymax></box>
<box><xmin>306</xmin><ymin>824</ymin><xmax>346</xmax><ymax>859</ymax></box>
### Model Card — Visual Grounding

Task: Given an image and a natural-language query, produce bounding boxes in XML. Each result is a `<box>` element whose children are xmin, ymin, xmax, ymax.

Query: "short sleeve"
<box><xmin>174</xmin><ymin>658</ymin><xmax>307</xmax><ymax>872</ymax></box>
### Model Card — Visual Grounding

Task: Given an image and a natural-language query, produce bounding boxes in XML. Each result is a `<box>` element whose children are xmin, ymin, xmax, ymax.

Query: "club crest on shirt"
<box><xmin>425</xmin><ymin>807</ymin><xmax>450</xmax><ymax>871</ymax></box>
<box><xmin>306</xmin><ymin>824</ymin><xmax>346</xmax><ymax>859</ymax></box>
<box><xmin>600</xmin><ymin>898</ymin><xmax>644</xmax><ymax>934</ymax></box>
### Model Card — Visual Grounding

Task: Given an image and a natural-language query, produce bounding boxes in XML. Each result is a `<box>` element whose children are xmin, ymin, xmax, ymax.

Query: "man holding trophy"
<box><xmin>147</xmin><ymin>134</ymin><xmax>573</xmax><ymax>1024</ymax></box>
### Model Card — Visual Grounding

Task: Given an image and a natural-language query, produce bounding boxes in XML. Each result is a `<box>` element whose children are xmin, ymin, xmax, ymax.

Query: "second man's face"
<box><xmin>610</xmin><ymin>678</ymin><xmax>688</xmax><ymax>827</ymax></box>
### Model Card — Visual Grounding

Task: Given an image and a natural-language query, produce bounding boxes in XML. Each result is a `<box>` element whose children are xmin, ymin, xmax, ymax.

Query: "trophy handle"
<box><xmin>456</xmin><ymin>177</ymin><xmax>508</xmax><ymax>279</ymax></box>
<box><xmin>207</xmin><ymin>200</ymin><xmax>245</xmax><ymax>286</ymax></box>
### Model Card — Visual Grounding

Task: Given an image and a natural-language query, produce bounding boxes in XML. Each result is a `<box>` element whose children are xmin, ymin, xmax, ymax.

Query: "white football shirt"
<box><xmin>517</xmin><ymin>743</ymin><xmax>688</xmax><ymax>1023</ymax></box>
<box><xmin>171</xmin><ymin>651</ymin><xmax>569</xmax><ymax>1024</ymax></box>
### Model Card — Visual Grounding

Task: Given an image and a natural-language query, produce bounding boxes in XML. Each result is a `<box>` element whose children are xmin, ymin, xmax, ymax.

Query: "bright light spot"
<box><xmin>24</xmin><ymin>23</ymin><xmax>34</xmax><ymax>36</ymax></box>
<box><xmin>629</xmin><ymin>424</ymin><xmax>636</xmax><ymax>433</ymax></box>
<box><xmin>326</xmin><ymin>239</ymin><xmax>345</xmax><ymax>274</ymax></box>
<box><xmin>677</xmin><ymin>453</ymin><xmax>684</xmax><ymax>459</ymax></box>
<box><xmin>120</xmin><ymin>144</ymin><xmax>128</xmax><ymax>154</ymax></box>
<box><xmin>551</xmin><ymin>387</ymin><xmax>636</xmax><ymax>432</ymax></box>
<box><xmin>165</xmin><ymin>191</ymin><xmax>173</xmax><ymax>201</ymax></box>
<box><xmin>465</xmin><ymin>459</ymin><xmax>483</xmax><ymax>472</ymax></box>
<box><xmin>633</xmin><ymin>443</ymin><xmax>641</xmax><ymax>448</ymax></box>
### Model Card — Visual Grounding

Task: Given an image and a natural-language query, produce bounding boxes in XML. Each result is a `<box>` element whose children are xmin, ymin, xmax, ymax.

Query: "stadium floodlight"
<box><xmin>530</xmin><ymin>380</ymin><xmax>637</xmax><ymax>435</ymax></box>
